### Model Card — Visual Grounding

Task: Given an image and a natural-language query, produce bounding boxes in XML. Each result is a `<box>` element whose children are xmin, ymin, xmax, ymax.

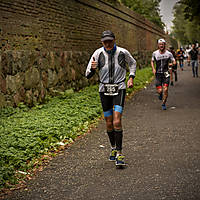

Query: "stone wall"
<box><xmin>0</xmin><ymin>0</ymin><xmax>165</xmax><ymax>107</ymax></box>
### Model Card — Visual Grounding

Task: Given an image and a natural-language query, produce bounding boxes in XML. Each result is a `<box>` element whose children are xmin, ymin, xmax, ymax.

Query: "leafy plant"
<box><xmin>172</xmin><ymin>1</ymin><xmax>200</xmax><ymax>45</ymax></box>
<box><xmin>119</xmin><ymin>0</ymin><xmax>164</xmax><ymax>29</ymax></box>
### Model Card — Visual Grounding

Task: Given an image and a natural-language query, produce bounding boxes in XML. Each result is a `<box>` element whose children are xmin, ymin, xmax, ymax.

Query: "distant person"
<box><xmin>169</xmin><ymin>46</ymin><xmax>178</xmax><ymax>85</ymax></box>
<box><xmin>189</xmin><ymin>43</ymin><xmax>198</xmax><ymax>77</ymax></box>
<box><xmin>151</xmin><ymin>39</ymin><xmax>176</xmax><ymax>110</ymax></box>
<box><xmin>85</xmin><ymin>30</ymin><xmax>137</xmax><ymax>167</ymax></box>
<box><xmin>185</xmin><ymin>46</ymin><xmax>191</xmax><ymax>66</ymax></box>
<box><xmin>176</xmin><ymin>47</ymin><xmax>185</xmax><ymax>70</ymax></box>
<box><xmin>198</xmin><ymin>47</ymin><xmax>200</xmax><ymax>63</ymax></box>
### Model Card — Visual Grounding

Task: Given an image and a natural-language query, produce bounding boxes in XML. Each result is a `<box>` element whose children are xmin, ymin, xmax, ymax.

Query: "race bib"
<box><xmin>104</xmin><ymin>84</ymin><xmax>119</xmax><ymax>96</ymax></box>
<box><xmin>164</xmin><ymin>71</ymin><xmax>170</xmax><ymax>78</ymax></box>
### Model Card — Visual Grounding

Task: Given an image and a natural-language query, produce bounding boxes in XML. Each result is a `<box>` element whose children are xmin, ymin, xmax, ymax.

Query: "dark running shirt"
<box><xmin>169</xmin><ymin>49</ymin><xmax>176</xmax><ymax>60</ymax></box>
<box><xmin>152</xmin><ymin>50</ymin><xmax>175</xmax><ymax>74</ymax></box>
<box><xmin>176</xmin><ymin>49</ymin><xmax>185</xmax><ymax>60</ymax></box>
<box><xmin>189</xmin><ymin>48</ymin><xmax>198</xmax><ymax>60</ymax></box>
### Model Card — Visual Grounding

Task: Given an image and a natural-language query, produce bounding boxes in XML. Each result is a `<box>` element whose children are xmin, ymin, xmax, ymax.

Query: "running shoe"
<box><xmin>109</xmin><ymin>149</ymin><xmax>117</xmax><ymax>161</ymax></box>
<box><xmin>116</xmin><ymin>155</ymin><xmax>125</xmax><ymax>166</ymax></box>
<box><xmin>158</xmin><ymin>93</ymin><xmax>163</xmax><ymax>100</ymax></box>
<box><xmin>162</xmin><ymin>104</ymin><xmax>166</xmax><ymax>110</ymax></box>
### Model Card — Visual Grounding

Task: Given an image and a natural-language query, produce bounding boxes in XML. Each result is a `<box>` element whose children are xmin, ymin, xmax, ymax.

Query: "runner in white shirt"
<box><xmin>151</xmin><ymin>39</ymin><xmax>176</xmax><ymax>110</ymax></box>
<box><xmin>185</xmin><ymin>46</ymin><xmax>191</xmax><ymax>66</ymax></box>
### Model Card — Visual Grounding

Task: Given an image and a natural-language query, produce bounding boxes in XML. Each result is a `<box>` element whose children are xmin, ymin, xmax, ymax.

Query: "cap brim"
<box><xmin>101</xmin><ymin>36</ymin><xmax>114</xmax><ymax>42</ymax></box>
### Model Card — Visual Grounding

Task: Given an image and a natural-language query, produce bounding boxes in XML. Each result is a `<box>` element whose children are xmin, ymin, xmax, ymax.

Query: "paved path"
<box><xmin>3</xmin><ymin>66</ymin><xmax>200</xmax><ymax>200</ymax></box>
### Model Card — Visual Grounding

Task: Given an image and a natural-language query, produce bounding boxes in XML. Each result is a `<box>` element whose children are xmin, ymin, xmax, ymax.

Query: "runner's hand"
<box><xmin>91</xmin><ymin>57</ymin><xmax>97</xmax><ymax>70</ymax></box>
<box><xmin>127</xmin><ymin>77</ymin><xmax>133</xmax><ymax>88</ymax></box>
<box><xmin>152</xmin><ymin>68</ymin><xmax>156</xmax><ymax>76</ymax></box>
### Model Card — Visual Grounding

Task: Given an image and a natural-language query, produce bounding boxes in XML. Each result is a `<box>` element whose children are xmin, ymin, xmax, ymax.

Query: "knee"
<box><xmin>156</xmin><ymin>85</ymin><xmax>162</xmax><ymax>93</ymax></box>
<box><xmin>106</xmin><ymin>121</ymin><xmax>113</xmax><ymax>130</ymax></box>
<box><xmin>157</xmin><ymin>88</ymin><xmax>162</xmax><ymax>93</ymax></box>
<box><xmin>163</xmin><ymin>87</ymin><xmax>168</xmax><ymax>93</ymax></box>
<box><xmin>113</xmin><ymin>118</ymin><xmax>121</xmax><ymax>130</ymax></box>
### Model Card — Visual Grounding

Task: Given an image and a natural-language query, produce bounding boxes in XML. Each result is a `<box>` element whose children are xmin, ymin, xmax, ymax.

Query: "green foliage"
<box><xmin>168</xmin><ymin>35</ymin><xmax>178</xmax><ymax>49</ymax></box>
<box><xmin>119</xmin><ymin>0</ymin><xmax>164</xmax><ymax>29</ymax></box>
<box><xmin>0</xmin><ymin>67</ymin><xmax>153</xmax><ymax>189</ymax></box>
<box><xmin>172</xmin><ymin>1</ymin><xmax>200</xmax><ymax>45</ymax></box>
<box><xmin>104</xmin><ymin>0</ymin><xmax>121</xmax><ymax>4</ymax></box>
<box><xmin>172</xmin><ymin>3</ymin><xmax>189</xmax><ymax>45</ymax></box>
<box><xmin>181</xmin><ymin>0</ymin><xmax>200</xmax><ymax>23</ymax></box>
<box><xmin>185</xmin><ymin>21</ymin><xmax>200</xmax><ymax>44</ymax></box>
<box><xmin>126</xmin><ymin>67</ymin><xmax>153</xmax><ymax>94</ymax></box>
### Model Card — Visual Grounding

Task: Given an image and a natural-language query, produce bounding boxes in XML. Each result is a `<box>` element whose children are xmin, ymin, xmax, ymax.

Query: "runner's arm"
<box><xmin>188</xmin><ymin>51</ymin><xmax>191</xmax><ymax>62</ymax></box>
<box><xmin>125</xmin><ymin>50</ymin><xmax>136</xmax><ymax>79</ymax></box>
<box><xmin>85</xmin><ymin>51</ymin><xmax>98</xmax><ymax>79</ymax></box>
<box><xmin>124</xmin><ymin>50</ymin><xmax>136</xmax><ymax>88</ymax></box>
<box><xmin>169</xmin><ymin>52</ymin><xmax>176</xmax><ymax>66</ymax></box>
<box><xmin>151</xmin><ymin>53</ymin><xmax>156</xmax><ymax>75</ymax></box>
<box><xmin>173</xmin><ymin>59</ymin><xmax>176</xmax><ymax>66</ymax></box>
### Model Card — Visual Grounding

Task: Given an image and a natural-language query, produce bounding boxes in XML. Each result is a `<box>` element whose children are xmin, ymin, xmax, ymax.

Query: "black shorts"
<box><xmin>99</xmin><ymin>89</ymin><xmax>126</xmax><ymax>112</ymax></box>
<box><xmin>155</xmin><ymin>73</ymin><xmax>170</xmax><ymax>88</ymax></box>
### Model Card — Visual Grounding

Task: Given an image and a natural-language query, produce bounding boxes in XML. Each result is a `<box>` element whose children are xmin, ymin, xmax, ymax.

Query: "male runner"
<box><xmin>188</xmin><ymin>43</ymin><xmax>198</xmax><ymax>77</ymax></box>
<box><xmin>185</xmin><ymin>46</ymin><xmax>191</xmax><ymax>66</ymax></box>
<box><xmin>176</xmin><ymin>47</ymin><xmax>185</xmax><ymax>70</ymax></box>
<box><xmin>85</xmin><ymin>30</ymin><xmax>136</xmax><ymax>166</ymax></box>
<box><xmin>151</xmin><ymin>39</ymin><xmax>176</xmax><ymax>110</ymax></box>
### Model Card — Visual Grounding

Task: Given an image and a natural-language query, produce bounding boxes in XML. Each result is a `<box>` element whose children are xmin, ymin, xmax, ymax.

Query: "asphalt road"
<box><xmin>3</xmin><ymin>66</ymin><xmax>200</xmax><ymax>200</ymax></box>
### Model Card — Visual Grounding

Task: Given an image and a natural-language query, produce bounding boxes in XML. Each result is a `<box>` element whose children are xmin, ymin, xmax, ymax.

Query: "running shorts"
<box><xmin>155</xmin><ymin>73</ymin><xmax>170</xmax><ymax>87</ymax></box>
<box><xmin>99</xmin><ymin>89</ymin><xmax>126</xmax><ymax>113</ymax></box>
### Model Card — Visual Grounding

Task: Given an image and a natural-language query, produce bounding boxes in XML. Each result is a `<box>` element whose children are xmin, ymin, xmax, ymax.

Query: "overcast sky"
<box><xmin>159</xmin><ymin>0</ymin><xmax>179</xmax><ymax>32</ymax></box>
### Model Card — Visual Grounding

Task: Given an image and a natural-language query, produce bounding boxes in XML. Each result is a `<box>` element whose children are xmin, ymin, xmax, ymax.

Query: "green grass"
<box><xmin>0</xmin><ymin>67</ymin><xmax>153</xmax><ymax>189</ymax></box>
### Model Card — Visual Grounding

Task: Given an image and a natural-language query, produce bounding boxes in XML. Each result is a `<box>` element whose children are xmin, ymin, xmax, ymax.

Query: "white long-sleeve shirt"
<box><xmin>85</xmin><ymin>46</ymin><xmax>136</xmax><ymax>92</ymax></box>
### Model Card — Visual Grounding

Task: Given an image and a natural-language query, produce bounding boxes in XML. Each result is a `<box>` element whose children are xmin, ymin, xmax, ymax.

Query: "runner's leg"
<box><xmin>113</xmin><ymin>110</ymin><xmax>123</xmax><ymax>153</ymax></box>
<box><xmin>163</xmin><ymin>84</ymin><xmax>169</xmax><ymax>104</ymax></box>
<box><xmin>156</xmin><ymin>86</ymin><xmax>162</xmax><ymax>100</ymax></box>
<box><xmin>173</xmin><ymin>63</ymin><xmax>178</xmax><ymax>82</ymax></box>
<box><xmin>105</xmin><ymin>116</ymin><xmax>115</xmax><ymax>147</ymax></box>
<box><xmin>191</xmin><ymin>61</ymin><xmax>195</xmax><ymax>77</ymax></box>
<box><xmin>99</xmin><ymin>93</ymin><xmax>115</xmax><ymax>148</ymax></box>
<box><xmin>169</xmin><ymin>68</ymin><xmax>173</xmax><ymax>86</ymax></box>
<box><xmin>161</xmin><ymin>75</ymin><xmax>170</xmax><ymax>110</ymax></box>
<box><xmin>180</xmin><ymin>59</ymin><xmax>184</xmax><ymax>70</ymax></box>
<box><xmin>113</xmin><ymin>109</ymin><xmax>125</xmax><ymax>165</ymax></box>
<box><xmin>195</xmin><ymin>61</ymin><xmax>198</xmax><ymax>77</ymax></box>
<box><xmin>174</xmin><ymin>70</ymin><xmax>177</xmax><ymax>81</ymax></box>
<box><xmin>113</xmin><ymin>90</ymin><xmax>126</xmax><ymax>155</ymax></box>
<box><xmin>156</xmin><ymin>74</ymin><xmax>163</xmax><ymax>100</ymax></box>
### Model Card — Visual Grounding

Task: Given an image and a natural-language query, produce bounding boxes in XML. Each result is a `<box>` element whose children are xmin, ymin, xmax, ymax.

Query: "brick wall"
<box><xmin>0</xmin><ymin>0</ymin><xmax>165</xmax><ymax>107</ymax></box>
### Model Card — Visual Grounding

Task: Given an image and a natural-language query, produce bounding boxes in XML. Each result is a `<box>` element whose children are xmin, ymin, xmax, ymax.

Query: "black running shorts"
<box><xmin>155</xmin><ymin>73</ymin><xmax>170</xmax><ymax>87</ymax></box>
<box><xmin>99</xmin><ymin>89</ymin><xmax>126</xmax><ymax>112</ymax></box>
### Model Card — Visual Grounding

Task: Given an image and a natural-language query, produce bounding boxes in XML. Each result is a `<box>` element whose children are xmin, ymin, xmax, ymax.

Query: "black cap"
<box><xmin>101</xmin><ymin>30</ymin><xmax>115</xmax><ymax>42</ymax></box>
